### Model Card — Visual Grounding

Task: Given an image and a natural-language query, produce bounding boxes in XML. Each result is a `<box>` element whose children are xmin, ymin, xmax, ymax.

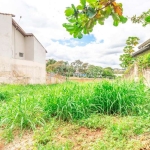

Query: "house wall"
<box><xmin>0</xmin><ymin>14</ymin><xmax>46</xmax><ymax>84</ymax></box>
<box><xmin>0</xmin><ymin>15</ymin><xmax>12</xmax><ymax>58</ymax></box>
<box><xmin>25</xmin><ymin>36</ymin><xmax>34</xmax><ymax>61</ymax></box>
<box><xmin>12</xmin><ymin>25</ymin><xmax>25</xmax><ymax>60</ymax></box>
<box><xmin>34</xmin><ymin>37</ymin><xmax>46</xmax><ymax>64</ymax></box>
<box><xmin>143</xmin><ymin>69</ymin><xmax>150</xmax><ymax>87</ymax></box>
<box><xmin>0</xmin><ymin>56</ymin><xmax>46</xmax><ymax>84</ymax></box>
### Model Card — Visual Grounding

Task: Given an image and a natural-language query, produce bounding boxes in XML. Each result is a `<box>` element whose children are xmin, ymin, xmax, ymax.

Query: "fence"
<box><xmin>46</xmin><ymin>73</ymin><xmax>66</xmax><ymax>84</ymax></box>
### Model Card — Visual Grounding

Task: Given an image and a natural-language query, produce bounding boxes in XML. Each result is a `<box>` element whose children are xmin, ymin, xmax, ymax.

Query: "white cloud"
<box><xmin>0</xmin><ymin>0</ymin><xmax>149</xmax><ymax>68</ymax></box>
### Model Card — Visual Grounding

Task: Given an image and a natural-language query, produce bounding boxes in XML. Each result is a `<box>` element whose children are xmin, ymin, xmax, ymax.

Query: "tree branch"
<box><xmin>97</xmin><ymin>0</ymin><xmax>116</xmax><ymax>11</ymax></box>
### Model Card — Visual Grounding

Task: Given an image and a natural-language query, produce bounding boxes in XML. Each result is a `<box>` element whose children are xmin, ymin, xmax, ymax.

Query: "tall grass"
<box><xmin>44</xmin><ymin>80</ymin><xmax>148</xmax><ymax>120</ymax></box>
<box><xmin>91</xmin><ymin>80</ymin><xmax>147</xmax><ymax>115</ymax></box>
<box><xmin>0</xmin><ymin>85</ymin><xmax>46</xmax><ymax>133</ymax></box>
<box><xmin>0</xmin><ymin>80</ymin><xmax>149</xmax><ymax>132</ymax></box>
<box><xmin>44</xmin><ymin>82</ymin><xmax>94</xmax><ymax>120</ymax></box>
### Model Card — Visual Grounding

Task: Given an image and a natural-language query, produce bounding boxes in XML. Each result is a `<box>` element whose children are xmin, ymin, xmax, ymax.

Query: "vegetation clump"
<box><xmin>0</xmin><ymin>80</ymin><xmax>149</xmax><ymax>149</ymax></box>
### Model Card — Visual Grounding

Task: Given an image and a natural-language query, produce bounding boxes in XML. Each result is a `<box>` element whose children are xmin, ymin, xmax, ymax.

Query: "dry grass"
<box><xmin>68</xmin><ymin>77</ymin><xmax>102</xmax><ymax>83</ymax></box>
<box><xmin>133</xmin><ymin>132</ymin><xmax>150</xmax><ymax>150</ymax></box>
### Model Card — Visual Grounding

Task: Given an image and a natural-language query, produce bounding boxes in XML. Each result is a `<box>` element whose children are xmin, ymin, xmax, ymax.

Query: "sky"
<box><xmin>0</xmin><ymin>0</ymin><xmax>149</xmax><ymax>68</ymax></box>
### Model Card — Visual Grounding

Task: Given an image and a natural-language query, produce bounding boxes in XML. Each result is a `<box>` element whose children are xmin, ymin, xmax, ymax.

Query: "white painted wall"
<box><xmin>0</xmin><ymin>14</ymin><xmax>46</xmax><ymax>84</ymax></box>
<box><xmin>12</xmin><ymin>25</ymin><xmax>25</xmax><ymax>60</ymax></box>
<box><xmin>0</xmin><ymin>56</ymin><xmax>46</xmax><ymax>84</ymax></box>
<box><xmin>25</xmin><ymin>36</ymin><xmax>34</xmax><ymax>61</ymax></box>
<box><xmin>0</xmin><ymin>15</ymin><xmax>12</xmax><ymax>58</ymax></box>
<box><xmin>34</xmin><ymin>37</ymin><xmax>46</xmax><ymax>64</ymax></box>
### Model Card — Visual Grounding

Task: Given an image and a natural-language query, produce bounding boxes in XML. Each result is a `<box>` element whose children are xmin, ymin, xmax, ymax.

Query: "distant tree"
<box><xmin>81</xmin><ymin>63</ymin><xmax>89</xmax><ymax>74</ymax></box>
<box><xmin>71</xmin><ymin>60</ymin><xmax>83</xmax><ymax>76</ymax></box>
<box><xmin>87</xmin><ymin>65</ymin><xmax>103</xmax><ymax>78</ymax></box>
<box><xmin>46</xmin><ymin>59</ymin><xmax>57</xmax><ymax>66</ymax></box>
<box><xmin>53</xmin><ymin>61</ymin><xmax>69</xmax><ymax>76</ymax></box>
<box><xmin>104</xmin><ymin>67</ymin><xmax>113</xmax><ymax>71</ymax></box>
<box><xmin>102</xmin><ymin>67</ymin><xmax>115</xmax><ymax>78</ymax></box>
<box><xmin>46</xmin><ymin>59</ymin><xmax>57</xmax><ymax>72</ymax></box>
<box><xmin>120</xmin><ymin>37</ymin><xmax>139</xmax><ymax>69</ymax></box>
<box><xmin>46</xmin><ymin>58</ymin><xmax>116</xmax><ymax>78</ymax></box>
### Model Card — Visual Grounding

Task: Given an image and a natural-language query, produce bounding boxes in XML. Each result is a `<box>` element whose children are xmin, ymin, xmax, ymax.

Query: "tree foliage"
<box><xmin>63</xmin><ymin>1</ymin><xmax>150</xmax><ymax>39</ymax></box>
<box><xmin>120</xmin><ymin>37</ymin><xmax>139</xmax><ymax>69</ymax></box>
<box><xmin>131</xmin><ymin>9</ymin><xmax>150</xmax><ymax>26</ymax></box>
<box><xmin>137</xmin><ymin>53</ymin><xmax>150</xmax><ymax>69</ymax></box>
<box><xmin>63</xmin><ymin>0</ymin><xmax>127</xmax><ymax>39</ymax></box>
<box><xmin>46</xmin><ymin>59</ymin><xmax>115</xmax><ymax>78</ymax></box>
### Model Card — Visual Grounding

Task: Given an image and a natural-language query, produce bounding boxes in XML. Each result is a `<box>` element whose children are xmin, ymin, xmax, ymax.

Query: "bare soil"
<box><xmin>55</xmin><ymin>126</ymin><xmax>102</xmax><ymax>150</ymax></box>
<box><xmin>1</xmin><ymin>131</ymin><xmax>34</xmax><ymax>150</ymax></box>
<box><xmin>1</xmin><ymin>127</ymin><xmax>149</xmax><ymax>150</ymax></box>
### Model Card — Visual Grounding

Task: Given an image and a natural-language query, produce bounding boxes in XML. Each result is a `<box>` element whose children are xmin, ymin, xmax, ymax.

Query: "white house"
<box><xmin>0</xmin><ymin>12</ymin><xmax>47</xmax><ymax>84</ymax></box>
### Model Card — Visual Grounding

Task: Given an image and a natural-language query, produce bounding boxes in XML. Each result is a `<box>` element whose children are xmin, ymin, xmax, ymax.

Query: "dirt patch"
<box><xmin>0</xmin><ymin>143</ymin><xmax>5</xmax><ymax>150</ymax></box>
<box><xmin>133</xmin><ymin>132</ymin><xmax>150</xmax><ymax>150</ymax></box>
<box><xmin>2</xmin><ymin>130</ymin><xmax>34</xmax><ymax>150</ymax></box>
<box><xmin>1</xmin><ymin>124</ymin><xmax>102</xmax><ymax>150</ymax></box>
<box><xmin>55</xmin><ymin>125</ymin><xmax>102</xmax><ymax>150</ymax></box>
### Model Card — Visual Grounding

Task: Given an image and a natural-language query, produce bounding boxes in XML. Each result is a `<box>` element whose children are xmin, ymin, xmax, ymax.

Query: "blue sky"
<box><xmin>0</xmin><ymin>0</ymin><xmax>150</xmax><ymax>68</ymax></box>
<box><xmin>52</xmin><ymin>35</ymin><xmax>104</xmax><ymax>47</ymax></box>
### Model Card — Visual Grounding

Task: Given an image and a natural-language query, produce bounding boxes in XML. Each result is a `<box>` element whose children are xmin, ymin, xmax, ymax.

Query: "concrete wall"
<box><xmin>0</xmin><ymin>14</ymin><xmax>46</xmax><ymax>84</ymax></box>
<box><xmin>126</xmin><ymin>63</ymin><xmax>150</xmax><ymax>87</ymax></box>
<box><xmin>46</xmin><ymin>73</ymin><xmax>66</xmax><ymax>84</ymax></box>
<box><xmin>12</xmin><ymin>26</ymin><xmax>25</xmax><ymax>60</ymax></box>
<box><xmin>0</xmin><ymin>56</ymin><xmax>46</xmax><ymax>84</ymax></box>
<box><xmin>123</xmin><ymin>64</ymin><xmax>134</xmax><ymax>80</ymax></box>
<box><xmin>143</xmin><ymin>69</ymin><xmax>150</xmax><ymax>87</ymax></box>
<box><xmin>25</xmin><ymin>36</ymin><xmax>34</xmax><ymax>61</ymax></box>
<box><xmin>0</xmin><ymin>15</ymin><xmax>12</xmax><ymax>58</ymax></box>
<box><xmin>34</xmin><ymin>37</ymin><xmax>46</xmax><ymax>64</ymax></box>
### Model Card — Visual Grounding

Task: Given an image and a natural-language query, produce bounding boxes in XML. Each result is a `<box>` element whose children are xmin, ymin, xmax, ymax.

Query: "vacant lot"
<box><xmin>0</xmin><ymin>80</ymin><xmax>150</xmax><ymax>150</ymax></box>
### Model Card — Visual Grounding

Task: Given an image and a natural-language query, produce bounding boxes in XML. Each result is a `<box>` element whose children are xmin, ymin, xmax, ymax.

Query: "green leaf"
<box><xmin>62</xmin><ymin>23</ymin><xmax>68</xmax><ymax>28</ymax></box>
<box><xmin>112</xmin><ymin>13</ymin><xmax>120</xmax><ymax>21</ymax></box>
<box><xmin>68</xmin><ymin>18</ymin><xmax>76</xmax><ymax>23</ymax></box>
<box><xmin>145</xmin><ymin>16</ymin><xmax>150</xmax><ymax>23</ymax></box>
<box><xmin>65</xmin><ymin>8</ymin><xmax>74</xmax><ymax>17</ymax></box>
<box><xmin>105</xmin><ymin>6</ymin><xmax>112</xmax><ymax>18</ymax></box>
<box><xmin>62</xmin><ymin>23</ymin><xmax>75</xmax><ymax>33</ymax></box>
<box><xmin>112</xmin><ymin>13</ymin><xmax>120</xmax><ymax>26</ymax></box>
<box><xmin>83</xmin><ymin>28</ymin><xmax>87</xmax><ymax>34</ymax></box>
<box><xmin>73</xmin><ymin>32</ymin><xmax>78</xmax><ymax>38</ymax></box>
<box><xmin>86</xmin><ymin>19</ymin><xmax>93</xmax><ymax>29</ymax></box>
<box><xmin>77</xmin><ymin>5</ymin><xmax>83</xmax><ymax>10</ymax></box>
<box><xmin>71</xmin><ymin>4</ymin><xmax>76</xmax><ymax>12</ymax></box>
<box><xmin>87</xmin><ymin>7</ymin><xmax>97</xmax><ymax>18</ymax></box>
<box><xmin>113</xmin><ymin>20</ymin><xmax>119</xmax><ymax>26</ymax></box>
<box><xmin>98</xmin><ymin>18</ymin><xmax>104</xmax><ymax>25</ymax></box>
<box><xmin>86</xmin><ymin>0</ymin><xmax>97</xmax><ymax>4</ymax></box>
<box><xmin>80</xmin><ymin>0</ymin><xmax>86</xmax><ymax>7</ymax></box>
<box><xmin>120</xmin><ymin>16</ymin><xmax>128</xmax><ymax>23</ymax></box>
<box><xmin>78</xmin><ymin>32</ymin><xmax>83</xmax><ymax>39</ymax></box>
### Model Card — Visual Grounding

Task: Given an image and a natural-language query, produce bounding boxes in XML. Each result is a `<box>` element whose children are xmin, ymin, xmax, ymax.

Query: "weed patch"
<box><xmin>0</xmin><ymin>80</ymin><xmax>150</xmax><ymax>150</ymax></box>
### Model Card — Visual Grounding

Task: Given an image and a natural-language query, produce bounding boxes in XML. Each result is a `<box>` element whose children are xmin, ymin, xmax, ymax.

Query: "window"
<box><xmin>19</xmin><ymin>52</ymin><xmax>24</xmax><ymax>57</ymax></box>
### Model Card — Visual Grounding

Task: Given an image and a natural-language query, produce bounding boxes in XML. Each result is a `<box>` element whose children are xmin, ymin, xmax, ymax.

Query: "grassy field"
<box><xmin>0</xmin><ymin>80</ymin><xmax>150</xmax><ymax>150</ymax></box>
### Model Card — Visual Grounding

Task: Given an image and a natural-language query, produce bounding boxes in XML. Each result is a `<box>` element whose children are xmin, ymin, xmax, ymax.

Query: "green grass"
<box><xmin>33</xmin><ymin>115</ymin><xmax>150</xmax><ymax>150</ymax></box>
<box><xmin>44</xmin><ymin>80</ymin><xmax>148</xmax><ymax>120</ymax></box>
<box><xmin>0</xmin><ymin>80</ymin><xmax>150</xmax><ymax>149</ymax></box>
